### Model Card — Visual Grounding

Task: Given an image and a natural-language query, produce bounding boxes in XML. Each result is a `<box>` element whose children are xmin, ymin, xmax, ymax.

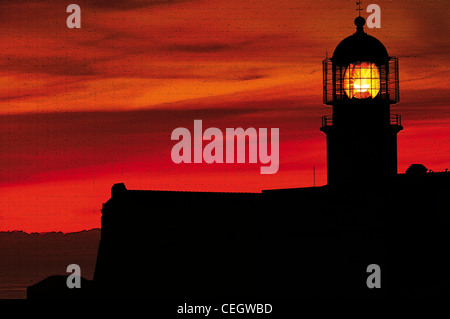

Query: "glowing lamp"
<box><xmin>344</xmin><ymin>62</ymin><xmax>380</xmax><ymax>99</ymax></box>
<box><xmin>322</xmin><ymin>16</ymin><xmax>399</xmax><ymax>105</ymax></box>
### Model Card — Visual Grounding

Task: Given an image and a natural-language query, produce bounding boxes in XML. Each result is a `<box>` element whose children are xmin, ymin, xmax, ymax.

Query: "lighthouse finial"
<box><xmin>356</xmin><ymin>1</ymin><xmax>363</xmax><ymax>17</ymax></box>
<box><xmin>354</xmin><ymin>1</ymin><xmax>366</xmax><ymax>34</ymax></box>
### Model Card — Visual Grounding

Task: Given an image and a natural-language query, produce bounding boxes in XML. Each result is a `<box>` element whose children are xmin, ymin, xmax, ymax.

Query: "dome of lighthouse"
<box><xmin>331</xmin><ymin>17</ymin><xmax>389</xmax><ymax>66</ymax></box>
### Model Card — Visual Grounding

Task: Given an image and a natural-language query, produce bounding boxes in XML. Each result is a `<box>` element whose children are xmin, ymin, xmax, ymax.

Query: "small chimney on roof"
<box><xmin>111</xmin><ymin>183</ymin><xmax>127</xmax><ymax>197</ymax></box>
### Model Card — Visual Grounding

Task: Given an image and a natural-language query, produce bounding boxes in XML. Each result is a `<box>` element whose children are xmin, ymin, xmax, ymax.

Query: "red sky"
<box><xmin>0</xmin><ymin>0</ymin><xmax>449</xmax><ymax>232</ymax></box>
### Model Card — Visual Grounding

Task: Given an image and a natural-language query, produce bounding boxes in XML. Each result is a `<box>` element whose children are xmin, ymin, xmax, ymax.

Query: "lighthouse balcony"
<box><xmin>321</xmin><ymin>115</ymin><xmax>333</xmax><ymax>129</ymax></box>
<box><xmin>321</xmin><ymin>114</ymin><xmax>402</xmax><ymax>130</ymax></box>
<box><xmin>390</xmin><ymin>114</ymin><xmax>402</xmax><ymax>126</ymax></box>
<box><xmin>390</xmin><ymin>114</ymin><xmax>403</xmax><ymax>132</ymax></box>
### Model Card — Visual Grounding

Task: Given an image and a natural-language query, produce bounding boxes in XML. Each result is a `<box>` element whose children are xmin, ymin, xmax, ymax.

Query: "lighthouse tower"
<box><xmin>321</xmin><ymin>16</ymin><xmax>402</xmax><ymax>187</ymax></box>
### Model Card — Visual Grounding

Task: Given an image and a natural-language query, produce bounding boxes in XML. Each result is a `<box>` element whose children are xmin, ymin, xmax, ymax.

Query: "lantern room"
<box><xmin>323</xmin><ymin>16</ymin><xmax>399</xmax><ymax>105</ymax></box>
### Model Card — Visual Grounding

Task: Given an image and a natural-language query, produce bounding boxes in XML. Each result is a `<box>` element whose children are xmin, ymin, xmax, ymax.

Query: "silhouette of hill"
<box><xmin>0</xmin><ymin>229</ymin><xmax>100</xmax><ymax>299</ymax></box>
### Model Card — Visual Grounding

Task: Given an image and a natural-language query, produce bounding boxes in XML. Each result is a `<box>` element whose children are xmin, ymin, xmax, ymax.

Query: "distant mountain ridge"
<box><xmin>0</xmin><ymin>229</ymin><xmax>100</xmax><ymax>235</ymax></box>
<box><xmin>0</xmin><ymin>229</ymin><xmax>100</xmax><ymax>299</ymax></box>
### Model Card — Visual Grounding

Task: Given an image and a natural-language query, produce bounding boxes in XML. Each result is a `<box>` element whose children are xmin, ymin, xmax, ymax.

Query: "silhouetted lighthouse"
<box><xmin>321</xmin><ymin>16</ymin><xmax>402</xmax><ymax>187</ymax></box>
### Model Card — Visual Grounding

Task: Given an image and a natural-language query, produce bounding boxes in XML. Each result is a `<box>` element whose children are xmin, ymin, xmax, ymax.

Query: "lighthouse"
<box><xmin>321</xmin><ymin>16</ymin><xmax>402</xmax><ymax>187</ymax></box>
